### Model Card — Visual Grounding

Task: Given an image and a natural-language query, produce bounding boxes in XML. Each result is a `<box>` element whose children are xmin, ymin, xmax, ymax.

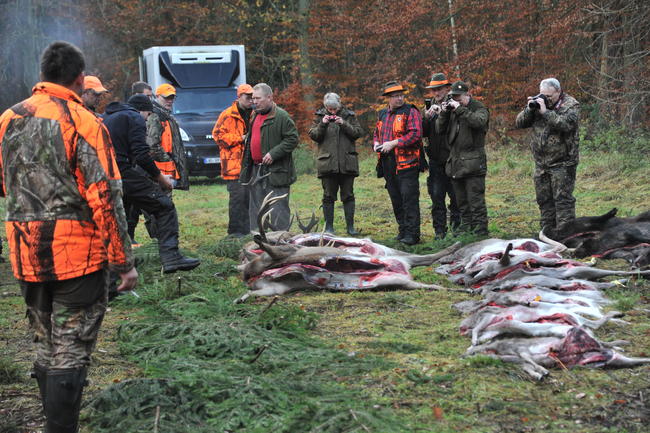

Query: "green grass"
<box><xmin>1</xmin><ymin>141</ymin><xmax>649</xmax><ymax>433</ymax></box>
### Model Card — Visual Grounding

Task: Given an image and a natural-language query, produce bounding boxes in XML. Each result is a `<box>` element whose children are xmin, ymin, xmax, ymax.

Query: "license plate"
<box><xmin>203</xmin><ymin>158</ymin><xmax>219</xmax><ymax>164</ymax></box>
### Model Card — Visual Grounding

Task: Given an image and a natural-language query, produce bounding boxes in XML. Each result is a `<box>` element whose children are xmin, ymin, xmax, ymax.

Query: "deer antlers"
<box><xmin>257</xmin><ymin>191</ymin><xmax>289</xmax><ymax>243</ymax></box>
<box><xmin>296</xmin><ymin>211</ymin><xmax>319</xmax><ymax>233</ymax></box>
<box><xmin>241</xmin><ymin>166</ymin><xmax>271</xmax><ymax>186</ymax></box>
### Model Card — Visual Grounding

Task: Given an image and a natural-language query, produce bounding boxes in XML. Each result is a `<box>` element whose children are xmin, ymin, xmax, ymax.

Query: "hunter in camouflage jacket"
<box><xmin>146</xmin><ymin>100</ymin><xmax>189</xmax><ymax>190</ymax></box>
<box><xmin>515</xmin><ymin>93</ymin><xmax>580</xmax><ymax>172</ymax></box>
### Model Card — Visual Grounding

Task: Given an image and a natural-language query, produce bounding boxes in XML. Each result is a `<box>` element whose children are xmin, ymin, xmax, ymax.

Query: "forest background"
<box><xmin>0</xmin><ymin>0</ymin><xmax>648</xmax><ymax>142</ymax></box>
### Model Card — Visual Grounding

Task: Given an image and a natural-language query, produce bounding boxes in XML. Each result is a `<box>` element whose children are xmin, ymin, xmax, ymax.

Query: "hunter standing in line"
<box><xmin>308</xmin><ymin>92</ymin><xmax>364</xmax><ymax>235</ymax></box>
<box><xmin>422</xmin><ymin>72</ymin><xmax>460</xmax><ymax>239</ymax></box>
<box><xmin>103</xmin><ymin>94</ymin><xmax>200</xmax><ymax>276</ymax></box>
<box><xmin>373</xmin><ymin>81</ymin><xmax>425</xmax><ymax>245</ymax></box>
<box><xmin>436</xmin><ymin>81</ymin><xmax>490</xmax><ymax>236</ymax></box>
<box><xmin>81</xmin><ymin>75</ymin><xmax>108</xmax><ymax>114</ymax></box>
<box><xmin>0</xmin><ymin>41</ymin><xmax>137</xmax><ymax>432</ymax></box>
<box><xmin>141</xmin><ymin>83</ymin><xmax>189</xmax><ymax>240</ymax></box>
<box><xmin>239</xmin><ymin>83</ymin><xmax>299</xmax><ymax>232</ymax></box>
<box><xmin>125</xmin><ymin>80</ymin><xmax>154</xmax><ymax>243</ymax></box>
<box><xmin>147</xmin><ymin>83</ymin><xmax>189</xmax><ymax>191</ymax></box>
<box><xmin>515</xmin><ymin>77</ymin><xmax>580</xmax><ymax>239</ymax></box>
<box><xmin>212</xmin><ymin>83</ymin><xmax>254</xmax><ymax>237</ymax></box>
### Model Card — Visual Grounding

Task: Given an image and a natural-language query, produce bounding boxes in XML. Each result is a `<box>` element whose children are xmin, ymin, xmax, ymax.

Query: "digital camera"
<box><xmin>528</xmin><ymin>94</ymin><xmax>551</xmax><ymax>110</ymax></box>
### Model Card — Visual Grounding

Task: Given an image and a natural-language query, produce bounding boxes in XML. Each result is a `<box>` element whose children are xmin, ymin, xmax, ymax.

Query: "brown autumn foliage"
<box><xmin>0</xmin><ymin>0</ymin><xmax>648</xmax><ymax>136</ymax></box>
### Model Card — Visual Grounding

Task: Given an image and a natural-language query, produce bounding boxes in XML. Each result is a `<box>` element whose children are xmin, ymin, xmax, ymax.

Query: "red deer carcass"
<box><xmin>235</xmin><ymin>192</ymin><xmax>465</xmax><ymax>303</ymax></box>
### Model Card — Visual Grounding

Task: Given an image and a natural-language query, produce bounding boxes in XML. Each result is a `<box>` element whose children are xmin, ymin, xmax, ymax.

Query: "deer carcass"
<box><xmin>459</xmin><ymin>303</ymin><xmax>624</xmax><ymax>345</ymax></box>
<box><xmin>235</xmin><ymin>192</ymin><xmax>465</xmax><ymax>303</ymax></box>
<box><xmin>453</xmin><ymin>286</ymin><xmax>611</xmax><ymax>315</ymax></box>
<box><xmin>466</xmin><ymin>327</ymin><xmax>650</xmax><ymax>380</ymax></box>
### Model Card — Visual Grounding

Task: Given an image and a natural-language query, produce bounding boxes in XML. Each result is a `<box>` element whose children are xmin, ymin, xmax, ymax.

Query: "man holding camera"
<box><xmin>515</xmin><ymin>78</ymin><xmax>580</xmax><ymax>238</ymax></box>
<box><xmin>422</xmin><ymin>73</ymin><xmax>460</xmax><ymax>239</ymax></box>
<box><xmin>436</xmin><ymin>81</ymin><xmax>490</xmax><ymax>236</ymax></box>
<box><xmin>309</xmin><ymin>92</ymin><xmax>364</xmax><ymax>235</ymax></box>
<box><xmin>373</xmin><ymin>81</ymin><xmax>425</xmax><ymax>245</ymax></box>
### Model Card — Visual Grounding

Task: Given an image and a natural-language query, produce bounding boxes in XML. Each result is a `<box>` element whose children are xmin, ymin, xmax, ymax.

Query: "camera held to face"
<box><xmin>441</xmin><ymin>94</ymin><xmax>454</xmax><ymax>111</ymax></box>
<box><xmin>528</xmin><ymin>94</ymin><xmax>551</xmax><ymax>110</ymax></box>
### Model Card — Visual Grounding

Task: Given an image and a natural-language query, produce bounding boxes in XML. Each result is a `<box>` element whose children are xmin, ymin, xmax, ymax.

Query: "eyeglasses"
<box><xmin>162</xmin><ymin>95</ymin><xmax>176</xmax><ymax>101</ymax></box>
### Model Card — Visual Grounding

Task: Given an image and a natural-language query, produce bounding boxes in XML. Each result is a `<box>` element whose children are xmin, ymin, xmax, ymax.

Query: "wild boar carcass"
<box><xmin>556</xmin><ymin>208</ymin><xmax>650</xmax><ymax>243</ymax></box>
<box><xmin>553</xmin><ymin>208</ymin><xmax>650</xmax><ymax>267</ymax></box>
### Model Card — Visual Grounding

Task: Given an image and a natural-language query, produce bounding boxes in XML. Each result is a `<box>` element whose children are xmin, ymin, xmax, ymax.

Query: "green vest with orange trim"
<box><xmin>376</xmin><ymin>104</ymin><xmax>425</xmax><ymax>174</ymax></box>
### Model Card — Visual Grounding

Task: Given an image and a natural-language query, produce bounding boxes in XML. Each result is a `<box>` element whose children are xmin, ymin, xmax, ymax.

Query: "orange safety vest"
<box><xmin>376</xmin><ymin>104</ymin><xmax>422</xmax><ymax>173</ymax></box>
<box><xmin>156</xmin><ymin>120</ymin><xmax>179</xmax><ymax>179</ymax></box>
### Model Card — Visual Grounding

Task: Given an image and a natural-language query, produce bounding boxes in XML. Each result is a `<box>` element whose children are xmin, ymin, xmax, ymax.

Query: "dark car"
<box><xmin>173</xmin><ymin>87</ymin><xmax>237</xmax><ymax>178</ymax></box>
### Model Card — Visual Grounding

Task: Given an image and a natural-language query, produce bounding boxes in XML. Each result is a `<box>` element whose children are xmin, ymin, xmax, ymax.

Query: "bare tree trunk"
<box><xmin>447</xmin><ymin>0</ymin><xmax>460</xmax><ymax>75</ymax></box>
<box><xmin>298</xmin><ymin>0</ymin><xmax>314</xmax><ymax>102</ymax></box>
<box><xmin>597</xmin><ymin>30</ymin><xmax>609</xmax><ymax>119</ymax></box>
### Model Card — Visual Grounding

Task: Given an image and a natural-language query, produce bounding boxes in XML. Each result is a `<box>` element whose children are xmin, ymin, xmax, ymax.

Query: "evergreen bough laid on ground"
<box><xmin>85</xmin><ymin>279</ymin><xmax>410</xmax><ymax>432</ymax></box>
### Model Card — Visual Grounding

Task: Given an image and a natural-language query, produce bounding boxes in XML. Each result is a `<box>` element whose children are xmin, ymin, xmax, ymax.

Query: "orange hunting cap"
<box><xmin>156</xmin><ymin>83</ymin><xmax>176</xmax><ymax>97</ymax></box>
<box><xmin>237</xmin><ymin>83</ymin><xmax>254</xmax><ymax>96</ymax></box>
<box><xmin>84</xmin><ymin>75</ymin><xmax>108</xmax><ymax>93</ymax></box>
<box><xmin>382</xmin><ymin>80</ymin><xmax>405</xmax><ymax>96</ymax></box>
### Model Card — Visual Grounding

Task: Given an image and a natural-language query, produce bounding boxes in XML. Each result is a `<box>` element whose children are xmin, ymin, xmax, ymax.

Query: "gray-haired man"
<box><xmin>308</xmin><ymin>92</ymin><xmax>364</xmax><ymax>235</ymax></box>
<box><xmin>239</xmin><ymin>83</ymin><xmax>299</xmax><ymax>231</ymax></box>
<box><xmin>515</xmin><ymin>77</ymin><xmax>580</xmax><ymax>238</ymax></box>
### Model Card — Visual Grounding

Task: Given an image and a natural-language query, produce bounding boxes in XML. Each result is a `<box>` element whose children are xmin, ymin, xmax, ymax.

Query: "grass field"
<box><xmin>1</xmin><ymin>140</ymin><xmax>649</xmax><ymax>433</ymax></box>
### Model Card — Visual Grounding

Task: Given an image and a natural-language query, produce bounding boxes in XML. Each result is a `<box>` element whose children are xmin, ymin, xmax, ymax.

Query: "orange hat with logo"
<box><xmin>84</xmin><ymin>75</ymin><xmax>108</xmax><ymax>93</ymax></box>
<box><xmin>156</xmin><ymin>83</ymin><xmax>177</xmax><ymax>97</ymax></box>
<box><xmin>237</xmin><ymin>83</ymin><xmax>254</xmax><ymax>96</ymax></box>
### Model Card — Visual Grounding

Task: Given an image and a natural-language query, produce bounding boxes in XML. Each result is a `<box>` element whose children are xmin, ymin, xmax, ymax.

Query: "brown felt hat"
<box><xmin>382</xmin><ymin>81</ymin><xmax>405</xmax><ymax>96</ymax></box>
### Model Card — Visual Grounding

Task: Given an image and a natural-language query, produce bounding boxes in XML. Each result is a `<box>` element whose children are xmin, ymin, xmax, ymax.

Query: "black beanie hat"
<box><xmin>127</xmin><ymin>94</ymin><xmax>154</xmax><ymax>112</ymax></box>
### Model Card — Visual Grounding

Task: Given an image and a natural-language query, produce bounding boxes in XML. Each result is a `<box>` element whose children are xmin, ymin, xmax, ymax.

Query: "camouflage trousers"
<box><xmin>20</xmin><ymin>269</ymin><xmax>108</xmax><ymax>370</ymax></box>
<box><xmin>534</xmin><ymin>165</ymin><xmax>577</xmax><ymax>234</ymax></box>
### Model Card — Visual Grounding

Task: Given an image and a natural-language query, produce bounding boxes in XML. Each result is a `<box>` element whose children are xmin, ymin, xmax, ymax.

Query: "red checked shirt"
<box><xmin>373</xmin><ymin>104</ymin><xmax>422</xmax><ymax>148</ymax></box>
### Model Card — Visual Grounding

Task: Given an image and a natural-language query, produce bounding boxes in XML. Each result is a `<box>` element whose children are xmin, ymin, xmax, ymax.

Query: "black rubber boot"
<box><xmin>343</xmin><ymin>201</ymin><xmax>360</xmax><ymax>236</ymax></box>
<box><xmin>31</xmin><ymin>363</ymin><xmax>47</xmax><ymax>412</ymax></box>
<box><xmin>44</xmin><ymin>367</ymin><xmax>87</xmax><ymax>433</ymax></box>
<box><xmin>323</xmin><ymin>202</ymin><xmax>335</xmax><ymax>234</ymax></box>
<box><xmin>161</xmin><ymin>252</ymin><xmax>201</xmax><ymax>274</ymax></box>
